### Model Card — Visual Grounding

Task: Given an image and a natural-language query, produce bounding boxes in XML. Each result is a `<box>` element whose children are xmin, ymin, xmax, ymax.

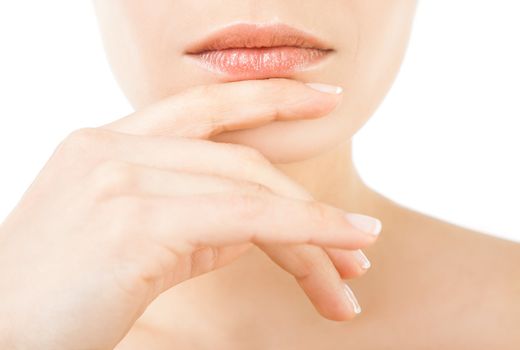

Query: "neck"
<box><xmin>274</xmin><ymin>137</ymin><xmax>380</xmax><ymax>216</ymax></box>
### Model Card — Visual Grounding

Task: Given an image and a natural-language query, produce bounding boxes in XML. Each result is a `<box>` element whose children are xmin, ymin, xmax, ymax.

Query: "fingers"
<box><xmin>105</xmin><ymin>192</ymin><xmax>380</xmax><ymax>253</ymax></box>
<box><xmin>102</xmin><ymin>191</ymin><xmax>379</xmax><ymax>318</ymax></box>
<box><xmin>258</xmin><ymin>243</ymin><xmax>362</xmax><ymax>320</ymax></box>
<box><xmin>99</xmin><ymin>78</ymin><xmax>342</xmax><ymax>139</ymax></box>
<box><xmin>84</xmin><ymin>159</ymin><xmax>278</xmax><ymax>199</ymax></box>
<box><xmin>83</xmin><ymin>158</ymin><xmax>375</xmax><ymax>318</ymax></box>
<box><xmin>82</xmin><ymin>76</ymin><xmax>374</xmax><ymax>320</ymax></box>
<box><xmin>325</xmin><ymin>248</ymin><xmax>372</xmax><ymax>278</ymax></box>
<box><xmin>183</xmin><ymin>244</ymin><xmax>253</xmax><ymax>280</ymax></box>
<box><xmin>64</xmin><ymin>129</ymin><xmax>314</xmax><ymax>200</ymax></box>
<box><xmin>59</xmin><ymin>129</ymin><xmax>312</xmax><ymax>201</ymax></box>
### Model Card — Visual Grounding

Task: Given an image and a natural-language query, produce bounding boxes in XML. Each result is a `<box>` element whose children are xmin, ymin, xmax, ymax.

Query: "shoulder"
<box><xmin>390</xmin><ymin>200</ymin><xmax>520</xmax><ymax>293</ymax></box>
<box><xmin>441</xmin><ymin>224</ymin><xmax>520</xmax><ymax>348</ymax></box>
<box><xmin>367</xmin><ymin>192</ymin><xmax>520</xmax><ymax>347</ymax></box>
<box><xmin>391</xmin><ymin>204</ymin><xmax>520</xmax><ymax>347</ymax></box>
<box><xmin>376</xmin><ymin>193</ymin><xmax>520</xmax><ymax>260</ymax></box>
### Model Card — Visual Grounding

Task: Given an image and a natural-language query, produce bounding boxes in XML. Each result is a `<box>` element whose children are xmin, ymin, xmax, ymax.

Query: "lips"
<box><xmin>184</xmin><ymin>23</ymin><xmax>335</xmax><ymax>80</ymax></box>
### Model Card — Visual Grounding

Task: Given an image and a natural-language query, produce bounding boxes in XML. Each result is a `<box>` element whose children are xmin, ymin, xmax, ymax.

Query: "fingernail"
<box><xmin>305</xmin><ymin>82</ymin><xmax>343</xmax><ymax>94</ymax></box>
<box><xmin>343</xmin><ymin>283</ymin><xmax>362</xmax><ymax>314</ymax></box>
<box><xmin>353</xmin><ymin>250</ymin><xmax>371</xmax><ymax>270</ymax></box>
<box><xmin>344</xmin><ymin>213</ymin><xmax>382</xmax><ymax>236</ymax></box>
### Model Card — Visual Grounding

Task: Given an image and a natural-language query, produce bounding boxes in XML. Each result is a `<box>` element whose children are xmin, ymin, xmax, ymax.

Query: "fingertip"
<box><xmin>343</xmin><ymin>282</ymin><xmax>362</xmax><ymax>316</ymax></box>
<box><xmin>353</xmin><ymin>249</ymin><xmax>372</xmax><ymax>271</ymax></box>
<box><xmin>344</xmin><ymin>213</ymin><xmax>383</xmax><ymax>237</ymax></box>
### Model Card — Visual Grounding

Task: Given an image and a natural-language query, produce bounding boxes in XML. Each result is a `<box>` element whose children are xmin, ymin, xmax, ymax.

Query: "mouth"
<box><xmin>183</xmin><ymin>22</ymin><xmax>335</xmax><ymax>80</ymax></box>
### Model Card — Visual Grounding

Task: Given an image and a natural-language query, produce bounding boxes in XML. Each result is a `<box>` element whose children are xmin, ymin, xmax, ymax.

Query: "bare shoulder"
<box><xmin>429</xmin><ymin>215</ymin><xmax>520</xmax><ymax>309</ymax></box>
<box><xmin>379</xmin><ymin>201</ymin><xmax>520</xmax><ymax>348</ymax></box>
<box><xmin>358</xmin><ymin>192</ymin><xmax>520</xmax><ymax>348</ymax></box>
<box><xmin>376</xmin><ymin>194</ymin><xmax>520</xmax><ymax>271</ymax></box>
<box><xmin>409</xmin><ymin>206</ymin><xmax>520</xmax><ymax>276</ymax></box>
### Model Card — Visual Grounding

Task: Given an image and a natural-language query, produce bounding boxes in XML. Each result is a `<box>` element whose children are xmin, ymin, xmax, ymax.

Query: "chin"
<box><xmin>210</xmin><ymin>107</ymin><xmax>352</xmax><ymax>164</ymax></box>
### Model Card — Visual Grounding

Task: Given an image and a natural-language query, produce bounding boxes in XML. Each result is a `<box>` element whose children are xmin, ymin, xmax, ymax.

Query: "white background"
<box><xmin>0</xmin><ymin>1</ymin><xmax>519</xmax><ymax>242</ymax></box>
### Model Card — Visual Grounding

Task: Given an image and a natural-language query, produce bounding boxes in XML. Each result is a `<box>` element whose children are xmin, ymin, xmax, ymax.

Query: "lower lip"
<box><xmin>187</xmin><ymin>46</ymin><xmax>332</xmax><ymax>80</ymax></box>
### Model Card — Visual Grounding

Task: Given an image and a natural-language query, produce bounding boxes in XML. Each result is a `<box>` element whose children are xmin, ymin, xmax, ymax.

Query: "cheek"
<box><xmin>347</xmin><ymin>0</ymin><xmax>417</xmax><ymax>127</ymax></box>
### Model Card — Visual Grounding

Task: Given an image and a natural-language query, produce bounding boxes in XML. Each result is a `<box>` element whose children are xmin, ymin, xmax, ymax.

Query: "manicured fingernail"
<box><xmin>353</xmin><ymin>250</ymin><xmax>371</xmax><ymax>270</ymax></box>
<box><xmin>344</xmin><ymin>213</ymin><xmax>382</xmax><ymax>236</ymax></box>
<box><xmin>343</xmin><ymin>283</ymin><xmax>362</xmax><ymax>314</ymax></box>
<box><xmin>305</xmin><ymin>82</ymin><xmax>343</xmax><ymax>94</ymax></box>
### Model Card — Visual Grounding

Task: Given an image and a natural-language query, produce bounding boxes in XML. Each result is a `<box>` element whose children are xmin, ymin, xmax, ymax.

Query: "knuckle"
<box><xmin>56</xmin><ymin>127</ymin><xmax>112</xmax><ymax>160</ymax></box>
<box><xmin>189</xmin><ymin>246</ymin><xmax>218</xmax><ymax>277</ymax></box>
<box><xmin>88</xmin><ymin>160</ymin><xmax>138</xmax><ymax>199</ymax></box>
<box><xmin>63</xmin><ymin>127</ymin><xmax>109</xmax><ymax>148</ymax></box>
<box><xmin>110</xmin><ymin>261</ymin><xmax>152</xmax><ymax>299</ymax></box>
<box><xmin>247</xmin><ymin>181</ymin><xmax>273</xmax><ymax>196</ymax></box>
<box><xmin>304</xmin><ymin>200</ymin><xmax>330</xmax><ymax>226</ymax></box>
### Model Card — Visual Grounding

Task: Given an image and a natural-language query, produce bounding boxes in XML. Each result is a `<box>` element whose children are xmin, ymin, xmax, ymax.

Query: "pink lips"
<box><xmin>184</xmin><ymin>23</ymin><xmax>334</xmax><ymax>80</ymax></box>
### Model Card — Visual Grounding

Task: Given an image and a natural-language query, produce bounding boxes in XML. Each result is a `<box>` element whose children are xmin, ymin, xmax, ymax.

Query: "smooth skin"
<box><xmin>1</xmin><ymin>0</ymin><xmax>519</xmax><ymax>349</ymax></box>
<box><xmin>0</xmin><ymin>79</ymin><xmax>380</xmax><ymax>349</ymax></box>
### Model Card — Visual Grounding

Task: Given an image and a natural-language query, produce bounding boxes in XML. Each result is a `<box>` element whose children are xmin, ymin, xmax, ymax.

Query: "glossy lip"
<box><xmin>183</xmin><ymin>22</ymin><xmax>335</xmax><ymax>80</ymax></box>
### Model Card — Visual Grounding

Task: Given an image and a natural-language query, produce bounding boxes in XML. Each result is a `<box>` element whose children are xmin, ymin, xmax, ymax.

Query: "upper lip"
<box><xmin>184</xmin><ymin>22</ymin><xmax>335</xmax><ymax>54</ymax></box>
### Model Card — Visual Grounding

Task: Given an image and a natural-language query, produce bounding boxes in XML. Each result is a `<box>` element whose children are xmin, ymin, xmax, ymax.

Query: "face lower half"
<box><xmin>92</xmin><ymin>0</ymin><xmax>417</xmax><ymax>164</ymax></box>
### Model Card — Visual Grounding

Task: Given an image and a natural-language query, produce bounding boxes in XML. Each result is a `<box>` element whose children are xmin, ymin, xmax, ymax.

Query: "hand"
<box><xmin>0</xmin><ymin>78</ymin><xmax>381</xmax><ymax>349</ymax></box>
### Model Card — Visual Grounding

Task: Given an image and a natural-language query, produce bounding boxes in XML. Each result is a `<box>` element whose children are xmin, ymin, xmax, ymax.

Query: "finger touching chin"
<box><xmin>209</xmin><ymin>108</ymin><xmax>350</xmax><ymax>164</ymax></box>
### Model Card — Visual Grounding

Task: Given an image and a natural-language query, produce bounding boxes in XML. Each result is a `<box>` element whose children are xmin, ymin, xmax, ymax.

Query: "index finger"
<box><xmin>99</xmin><ymin>78</ymin><xmax>342</xmax><ymax>139</ymax></box>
